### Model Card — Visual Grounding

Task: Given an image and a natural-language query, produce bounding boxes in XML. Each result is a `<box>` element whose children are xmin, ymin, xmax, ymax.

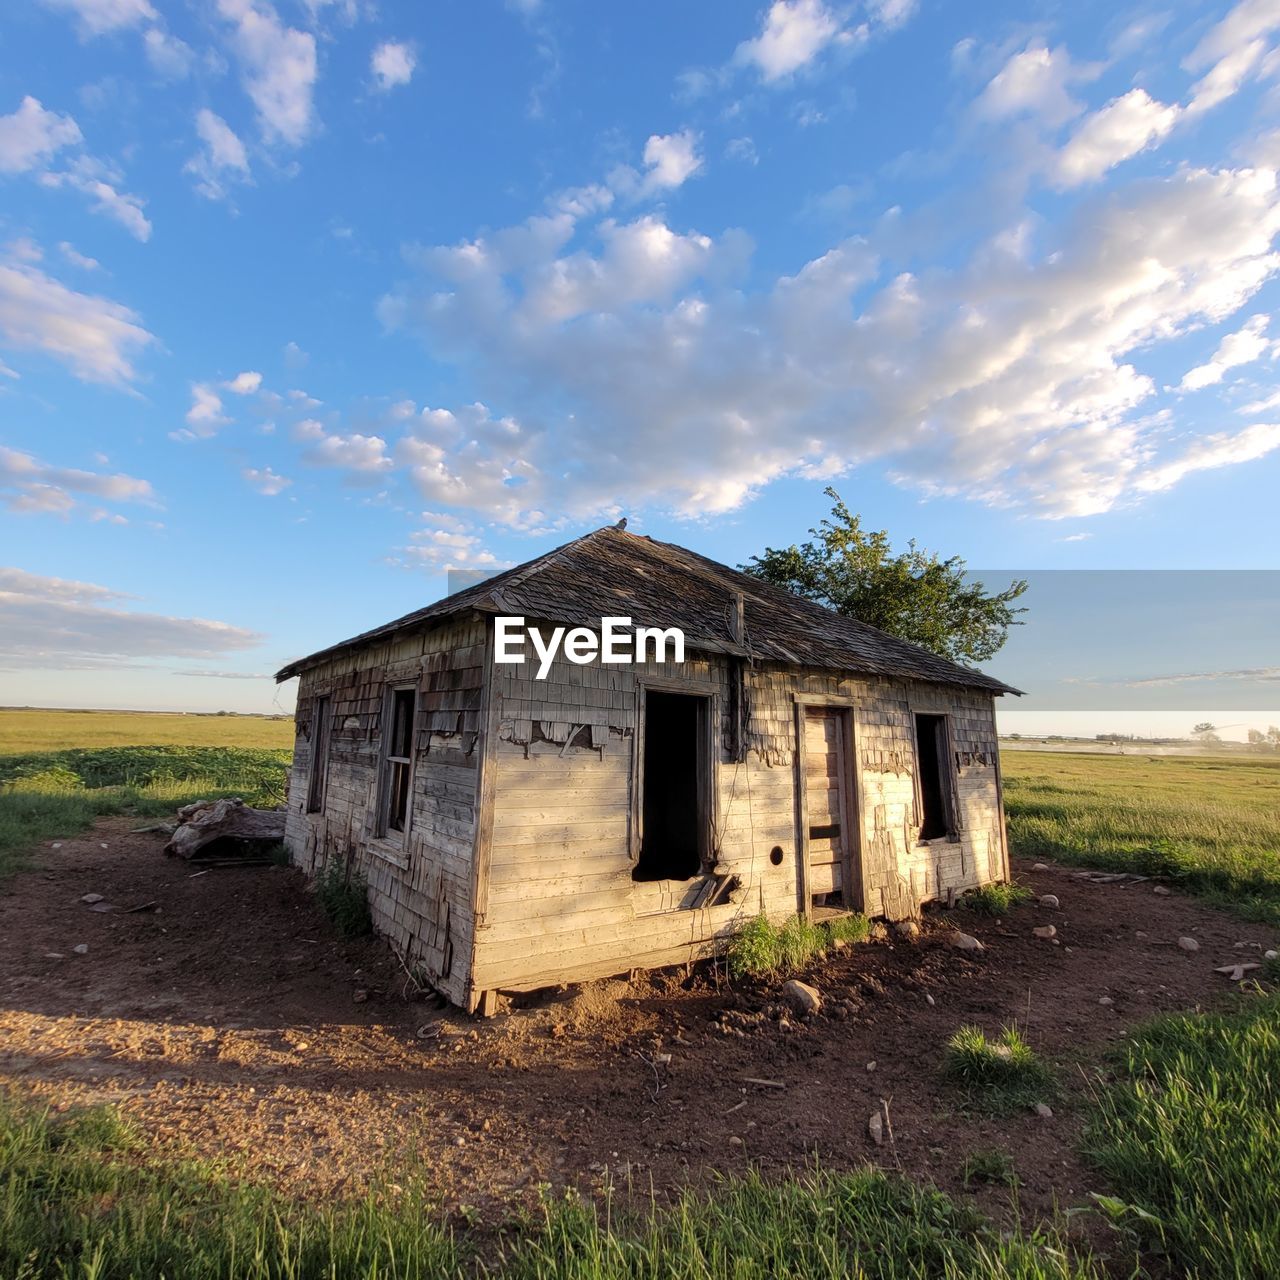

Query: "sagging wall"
<box><xmin>284</xmin><ymin>617</ymin><xmax>486</xmax><ymax>1007</ymax></box>
<box><xmin>471</xmin><ymin>638</ymin><xmax>1006</xmax><ymax>997</ymax></box>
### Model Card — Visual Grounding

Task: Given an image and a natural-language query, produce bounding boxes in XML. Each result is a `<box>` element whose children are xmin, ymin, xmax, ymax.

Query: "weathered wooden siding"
<box><xmin>284</xmin><ymin>617</ymin><xmax>486</xmax><ymax>1006</ymax></box>
<box><xmin>472</xmin><ymin>640</ymin><xmax>1006</xmax><ymax>996</ymax></box>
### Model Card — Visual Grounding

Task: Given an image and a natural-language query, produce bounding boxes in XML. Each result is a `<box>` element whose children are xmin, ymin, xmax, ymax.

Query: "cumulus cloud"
<box><xmin>217</xmin><ymin>0</ymin><xmax>317</xmax><ymax>147</ymax></box>
<box><xmin>39</xmin><ymin>0</ymin><xmax>155</xmax><ymax>36</ymax></box>
<box><xmin>1178</xmin><ymin>314</ymin><xmax>1275</xmax><ymax>390</ymax></box>
<box><xmin>224</xmin><ymin>369</ymin><xmax>263</xmax><ymax>394</ymax></box>
<box><xmin>1136</xmin><ymin>423</ymin><xmax>1280</xmax><ymax>491</ymax></box>
<box><xmin>376</xmin><ymin>162</ymin><xmax>1280</xmax><ymax>523</ymax></box>
<box><xmin>41</xmin><ymin>156</ymin><xmax>151</xmax><ymax>241</ymax></box>
<box><xmin>734</xmin><ymin>0</ymin><xmax>845</xmax><ymax>82</ymax></box>
<box><xmin>302</xmin><ymin>430</ymin><xmax>393</xmax><ymax>472</ymax></box>
<box><xmin>0</xmin><ymin>446</ymin><xmax>154</xmax><ymax>516</ymax></box>
<box><xmin>171</xmin><ymin>382</ymin><xmax>230</xmax><ymax>440</ymax></box>
<box><xmin>975</xmin><ymin>43</ymin><xmax>1091</xmax><ymax>127</ymax></box>
<box><xmin>143</xmin><ymin>27</ymin><xmax>194</xmax><ymax>77</ymax></box>
<box><xmin>641</xmin><ymin>130</ymin><xmax>703</xmax><ymax>191</ymax></box>
<box><xmin>1183</xmin><ymin>0</ymin><xmax>1280</xmax><ymax>115</ymax></box>
<box><xmin>1054</xmin><ymin>89</ymin><xmax>1181</xmax><ymax>187</ymax></box>
<box><xmin>371</xmin><ymin>40</ymin><xmax>416</xmax><ymax>91</ymax></box>
<box><xmin>0</xmin><ymin>97</ymin><xmax>82</xmax><ymax>173</ymax></box>
<box><xmin>243</xmin><ymin>465</ymin><xmax>291</xmax><ymax>494</ymax></box>
<box><xmin>0</xmin><ymin>251</ymin><xmax>154</xmax><ymax>384</ymax></box>
<box><xmin>185</xmin><ymin>108</ymin><xmax>251</xmax><ymax>201</ymax></box>
<box><xmin>0</xmin><ymin>567</ymin><xmax>262</xmax><ymax>669</ymax></box>
<box><xmin>58</xmin><ymin>241</ymin><xmax>100</xmax><ymax>271</ymax></box>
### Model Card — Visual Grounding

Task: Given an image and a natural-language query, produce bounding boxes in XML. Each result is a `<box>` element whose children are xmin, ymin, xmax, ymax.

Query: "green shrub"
<box><xmin>727</xmin><ymin>914</ymin><xmax>784</xmax><ymax>978</ymax></box>
<box><xmin>726</xmin><ymin>912</ymin><xmax>873</xmax><ymax>979</ymax></box>
<box><xmin>316</xmin><ymin>858</ymin><xmax>374</xmax><ymax>938</ymax></box>
<box><xmin>961</xmin><ymin>1150</ymin><xmax>1019</xmax><ymax>1189</ymax></box>
<box><xmin>960</xmin><ymin>881</ymin><xmax>1033</xmax><ymax>916</ymax></box>
<box><xmin>944</xmin><ymin>1024</ymin><xmax>1053</xmax><ymax>1110</ymax></box>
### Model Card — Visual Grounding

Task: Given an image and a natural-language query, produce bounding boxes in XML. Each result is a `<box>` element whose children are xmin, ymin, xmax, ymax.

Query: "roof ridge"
<box><xmin>485</xmin><ymin>526</ymin><xmax>611</xmax><ymax>610</ymax></box>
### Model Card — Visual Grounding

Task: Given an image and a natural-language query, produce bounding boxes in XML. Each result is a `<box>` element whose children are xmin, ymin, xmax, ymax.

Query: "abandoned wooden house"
<box><xmin>276</xmin><ymin>526</ymin><xmax>1018</xmax><ymax>1012</ymax></box>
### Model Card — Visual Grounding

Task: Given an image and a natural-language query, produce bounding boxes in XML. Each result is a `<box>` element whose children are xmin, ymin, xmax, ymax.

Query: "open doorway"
<box><xmin>634</xmin><ymin>690</ymin><xmax>708</xmax><ymax>882</ymax></box>
<box><xmin>914</xmin><ymin>712</ymin><xmax>954</xmax><ymax>841</ymax></box>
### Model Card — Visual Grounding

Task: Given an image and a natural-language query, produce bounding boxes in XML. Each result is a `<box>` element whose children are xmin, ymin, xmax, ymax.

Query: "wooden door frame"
<box><xmin>793</xmin><ymin>695</ymin><xmax>865</xmax><ymax>918</ymax></box>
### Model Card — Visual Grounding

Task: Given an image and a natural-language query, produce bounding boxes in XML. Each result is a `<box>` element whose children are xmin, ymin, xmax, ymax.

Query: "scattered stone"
<box><xmin>1098</xmin><ymin>996</ymin><xmax>1114</xmax><ymax>1007</ymax></box>
<box><xmin>79</xmin><ymin>893</ymin><xmax>104</xmax><ymax>905</ymax></box>
<box><xmin>780</xmin><ymin>979</ymin><xmax>822</xmax><ymax>1017</ymax></box>
<box><xmin>1038</xmin><ymin>894</ymin><xmax>1060</xmax><ymax>909</ymax></box>
<box><xmin>1266</xmin><ymin>950</ymin><xmax>1278</xmax><ymax>961</ymax></box>
<box><xmin>866</xmin><ymin>1061</ymin><xmax>877</xmax><ymax>1072</ymax></box>
<box><xmin>925</xmin><ymin>993</ymin><xmax>935</xmax><ymax>1006</ymax></box>
<box><xmin>867</xmin><ymin>1110</ymin><xmax>884</xmax><ymax>1146</ymax></box>
<box><xmin>1032</xmin><ymin>862</ymin><xmax>1050</xmax><ymax>871</ymax></box>
<box><xmin>1033</xmin><ymin>1102</ymin><xmax>1054</xmax><ymax>1119</ymax></box>
<box><xmin>99</xmin><ymin>843</ymin><xmax>108</xmax><ymax>849</ymax></box>
<box><xmin>728</xmin><ymin>1135</ymin><xmax>744</xmax><ymax>1148</ymax></box>
<box><xmin>72</xmin><ymin>944</ymin><xmax>88</xmax><ymax>955</ymax></box>
<box><xmin>352</xmin><ymin>989</ymin><xmax>369</xmax><ymax>1003</ymax></box>
<box><xmin>1153</xmin><ymin>886</ymin><xmax>1171</xmax><ymax>896</ymax></box>
<box><xmin>1178</xmin><ymin>936</ymin><xmax>1200</xmax><ymax>952</ymax></box>
<box><xmin>51</xmin><ymin>842</ymin><xmax>63</xmax><ymax>849</ymax></box>
<box><xmin>1033</xmin><ymin>925</ymin><xmax>1057</xmax><ymax>940</ymax></box>
<box><xmin>869</xmin><ymin>922</ymin><xmax>889</xmax><ymax>943</ymax></box>
<box><xmin>952</xmin><ymin>931</ymin><xmax>984</xmax><ymax>952</ymax></box>
<box><xmin>43</xmin><ymin>952</ymin><xmax>65</xmax><ymax>960</ymax></box>
<box><xmin>894</xmin><ymin>920</ymin><xmax>920</xmax><ymax>941</ymax></box>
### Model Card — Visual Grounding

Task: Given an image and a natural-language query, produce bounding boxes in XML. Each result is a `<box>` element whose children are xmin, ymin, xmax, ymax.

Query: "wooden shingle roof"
<box><xmin>275</xmin><ymin>526</ymin><xmax>1019</xmax><ymax>694</ymax></box>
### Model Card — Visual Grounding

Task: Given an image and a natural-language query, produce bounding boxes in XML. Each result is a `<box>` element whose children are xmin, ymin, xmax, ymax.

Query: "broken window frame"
<box><xmin>377</xmin><ymin>684</ymin><xmax>418</xmax><ymax>841</ymax></box>
<box><xmin>911</xmin><ymin>710</ymin><xmax>960</xmax><ymax>844</ymax></box>
<box><xmin>305</xmin><ymin>694</ymin><xmax>331</xmax><ymax>814</ymax></box>
<box><xmin>630</xmin><ymin>676</ymin><xmax>719</xmax><ymax>885</ymax></box>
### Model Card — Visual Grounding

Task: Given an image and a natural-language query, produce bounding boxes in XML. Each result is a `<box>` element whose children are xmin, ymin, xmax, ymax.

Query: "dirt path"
<box><xmin>2</xmin><ymin>818</ymin><xmax>1272</xmax><ymax>1236</ymax></box>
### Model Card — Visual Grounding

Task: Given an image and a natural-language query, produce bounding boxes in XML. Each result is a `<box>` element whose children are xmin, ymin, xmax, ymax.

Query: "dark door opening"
<box><xmin>914</xmin><ymin>713</ymin><xmax>950</xmax><ymax>840</ymax></box>
<box><xmin>635</xmin><ymin>690</ymin><xmax>705</xmax><ymax>882</ymax></box>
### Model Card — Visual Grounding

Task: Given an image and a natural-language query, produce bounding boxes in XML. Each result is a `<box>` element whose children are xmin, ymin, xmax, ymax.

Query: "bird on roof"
<box><xmin>614</xmin><ymin>517</ymin><xmax>628</xmax><ymax>530</ymax></box>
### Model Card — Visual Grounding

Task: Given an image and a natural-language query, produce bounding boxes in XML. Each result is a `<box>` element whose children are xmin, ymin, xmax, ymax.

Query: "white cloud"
<box><xmin>39</xmin><ymin>0</ymin><xmax>156</xmax><ymax>36</ymax></box>
<box><xmin>0</xmin><ymin>446</ymin><xmax>154</xmax><ymax>516</ymax></box>
<box><xmin>0</xmin><ymin>97</ymin><xmax>82</xmax><ymax>173</ymax></box>
<box><xmin>378</xmin><ymin>163</ymin><xmax>1280</xmax><ymax>523</ymax></box>
<box><xmin>303</xmin><ymin>430</ymin><xmax>392</xmax><ymax>471</ymax></box>
<box><xmin>217</xmin><ymin>0</ymin><xmax>318</xmax><ymax>147</ymax></box>
<box><xmin>0</xmin><ymin>252</ymin><xmax>154</xmax><ymax>384</ymax></box>
<box><xmin>0</xmin><ymin>566</ymin><xmax>262</xmax><ymax>670</ymax></box>
<box><xmin>243</xmin><ymin>465</ymin><xmax>291</xmax><ymax>494</ymax></box>
<box><xmin>143</xmin><ymin>27</ymin><xmax>194</xmax><ymax>78</ymax></box>
<box><xmin>1136</xmin><ymin>422</ymin><xmax>1280</xmax><ymax>491</ymax></box>
<box><xmin>173</xmin><ymin>382</ymin><xmax>230</xmax><ymax>440</ymax></box>
<box><xmin>1184</xmin><ymin>0</ymin><xmax>1280</xmax><ymax>115</ymax></box>
<box><xmin>185</xmin><ymin>109</ymin><xmax>251</xmax><ymax>201</ymax></box>
<box><xmin>734</xmin><ymin>0</ymin><xmax>844</xmax><ymax>82</ymax></box>
<box><xmin>41</xmin><ymin>156</ymin><xmax>151</xmax><ymax>241</ymax></box>
<box><xmin>1054</xmin><ymin>89</ymin><xmax>1181</xmax><ymax>187</ymax></box>
<box><xmin>975</xmin><ymin>43</ymin><xmax>1090</xmax><ymax>127</ymax></box>
<box><xmin>225</xmin><ymin>369</ymin><xmax>263</xmax><ymax>394</ymax></box>
<box><xmin>58</xmin><ymin>241</ymin><xmax>100</xmax><ymax>270</ymax></box>
<box><xmin>371</xmin><ymin>40</ymin><xmax>416</xmax><ymax>91</ymax></box>
<box><xmin>399</xmin><ymin>525</ymin><xmax>498</xmax><ymax>570</ymax></box>
<box><xmin>641</xmin><ymin>130</ymin><xmax>703</xmax><ymax>191</ymax></box>
<box><xmin>1178</xmin><ymin>314</ymin><xmax>1274</xmax><ymax>390</ymax></box>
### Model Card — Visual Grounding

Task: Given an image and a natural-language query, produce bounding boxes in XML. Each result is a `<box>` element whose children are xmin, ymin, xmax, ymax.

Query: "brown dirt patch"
<box><xmin>2</xmin><ymin>818</ymin><xmax>1273</xmax><ymax>1238</ymax></box>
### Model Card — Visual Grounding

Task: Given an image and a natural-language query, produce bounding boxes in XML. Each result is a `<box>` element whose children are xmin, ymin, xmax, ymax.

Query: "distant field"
<box><xmin>0</xmin><ymin>708</ymin><xmax>294</xmax><ymax>753</ymax></box>
<box><xmin>1002</xmin><ymin>749</ymin><xmax>1280</xmax><ymax>923</ymax></box>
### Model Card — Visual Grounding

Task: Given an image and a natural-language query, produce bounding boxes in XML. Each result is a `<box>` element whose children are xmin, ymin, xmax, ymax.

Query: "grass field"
<box><xmin>1002</xmin><ymin>750</ymin><xmax>1280</xmax><ymax>924</ymax></box>
<box><xmin>0</xmin><ymin>707</ymin><xmax>293</xmax><ymax>752</ymax></box>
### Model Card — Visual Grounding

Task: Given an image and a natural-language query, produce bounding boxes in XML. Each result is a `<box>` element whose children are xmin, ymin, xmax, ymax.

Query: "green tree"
<box><xmin>743</xmin><ymin>488</ymin><xmax>1028</xmax><ymax>664</ymax></box>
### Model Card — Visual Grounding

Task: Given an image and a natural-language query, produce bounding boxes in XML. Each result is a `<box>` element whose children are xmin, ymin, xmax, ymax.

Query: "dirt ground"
<box><xmin>2</xmin><ymin>818</ymin><xmax>1273</xmax><ymax>1244</ymax></box>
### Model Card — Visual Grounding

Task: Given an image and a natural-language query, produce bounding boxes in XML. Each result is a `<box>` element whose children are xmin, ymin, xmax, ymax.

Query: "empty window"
<box><xmin>914</xmin><ymin>713</ymin><xmax>954</xmax><ymax>841</ymax></box>
<box><xmin>306</xmin><ymin>695</ymin><xmax>330</xmax><ymax>813</ymax></box>
<box><xmin>381</xmin><ymin>687</ymin><xmax>416</xmax><ymax>837</ymax></box>
<box><xmin>634</xmin><ymin>690</ymin><xmax>707</xmax><ymax>882</ymax></box>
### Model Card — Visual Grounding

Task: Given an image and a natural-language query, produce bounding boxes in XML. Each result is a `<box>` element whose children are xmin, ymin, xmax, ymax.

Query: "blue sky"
<box><xmin>1</xmin><ymin>0</ymin><xmax>1278</xmax><ymax>728</ymax></box>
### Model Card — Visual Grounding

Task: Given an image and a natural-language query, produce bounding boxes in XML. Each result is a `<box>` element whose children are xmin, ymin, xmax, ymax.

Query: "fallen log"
<box><xmin>164</xmin><ymin>797</ymin><xmax>285</xmax><ymax>860</ymax></box>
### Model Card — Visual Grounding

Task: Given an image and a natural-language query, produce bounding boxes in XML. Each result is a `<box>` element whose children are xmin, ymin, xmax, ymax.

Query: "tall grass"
<box><xmin>0</xmin><ymin>1097</ymin><xmax>1099</xmax><ymax>1280</ymax></box>
<box><xmin>0</xmin><ymin>746</ymin><xmax>291</xmax><ymax>881</ymax></box>
<box><xmin>1002</xmin><ymin>752</ymin><xmax>1280</xmax><ymax>924</ymax></box>
<box><xmin>1085</xmin><ymin>992</ymin><xmax>1280</xmax><ymax>1276</ymax></box>
<box><xmin>943</xmin><ymin>1025</ymin><xmax>1053</xmax><ymax>1112</ymax></box>
<box><xmin>726</xmin><ymin>911</ymin><xmax>871</xmax><ymax>979</ymax></box>
<box><xmin>0</xmin><ymin>707</ymin><xmax>293</xmax><ymax>752</ymax></box>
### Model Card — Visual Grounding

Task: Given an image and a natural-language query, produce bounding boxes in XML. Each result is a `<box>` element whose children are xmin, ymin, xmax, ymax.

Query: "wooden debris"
<box><xmin>1214</xmin><ymin>963</ymin><xmax>1261</xmax><ymax>981</ymax></box>
<box><xmin>742</xmin><ymin>1076</ymin><xmax>786</xmax><ymax>1090</ymax></box>
<box><xmin>164</xmin><ymin>798</ymin><xmax>285</xmax><ymax>860</ymax></box>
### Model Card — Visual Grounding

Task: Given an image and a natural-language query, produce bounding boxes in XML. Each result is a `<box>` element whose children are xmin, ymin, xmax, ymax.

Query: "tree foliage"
<box><xmin>743</xmin><ymin>488</ymin><xmax>1028</xmax><ymax>665</ymax></box>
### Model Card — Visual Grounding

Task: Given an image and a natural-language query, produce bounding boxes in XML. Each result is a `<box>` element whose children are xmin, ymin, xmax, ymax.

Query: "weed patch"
<box><xmin>726</xmin><ymin>911</ymin><xmax>872</xmax><ymax>979</ymax></box>
<box><xmin>960</xmin><ymin>881</ymin><xmax>1033</xmax><ymax>916</ymax></box>
<box><xmin>961</xmin><ymin>1150</ymin><xmax>1020</xmax><ymax>1190</ymax></box>
<box><xmin>316</xmin><ymin>859</ymin><xmax>374</xmax><ymax>938</ymax></box>
<box><xmin>943</xmin><ymin>1024</ymin><xmax>1053</xmax><ymax>1111</ymax></box>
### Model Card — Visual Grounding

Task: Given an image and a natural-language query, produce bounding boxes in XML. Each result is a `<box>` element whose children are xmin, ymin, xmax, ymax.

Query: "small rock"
<box><xmin>352</xmin><ymin>989</ymin><xmax>369</xmax><ymax>1003</ymax></box>
<box><xmin>43</xmin><ymin>952</ymin><xmax>65</xmax><ymax>960</ymax></box>
<box><xmin>1153</xmin><ymin>886</ymin><xmax>1171</xmax><ymax>896</ymax></box>
<box><xmin>780</xmin><ymin>979</ymin><xmax>822</xmax><ymax>1017</ymax></box>
<box><xmin>1033</xmin><ymin>925</ymin><xmax>1057</xmax><ymax>940</ymax></box>
<box><xmin>1033</xmin><ymin>1102</ymin><xmax>1054</xmax><ymax>1119</ymax></box>
<box><xmin>99</xmin><ymin>842</ymin><xmax>108</xmax><ymax>850</ymax></box>
<box><xmin>455</xmin><ymin>1137</ymin><xmax>465</xmax><ymax>1147</ymax></box>
<box><xmin>1136</xmin><ymin>930</ymin><xmax>1147</xmax><ymax>938</ymax></box>
<box><xmin>830</xmin><ymin>937</ymin><xmax>848</xmax><ymax>953</ymax></box>
<box><xmin>1032</xmin><ymin>862</ymin><xmax>1050</xmax><ymax>871</ymax></box>
<box><xmin>1266</xmin><ymin>950</ymin><xmax>1278</xmax><ymax>960</ymax></box>
<box><xmin>728</xmin><ymin>1134</ymin><xmax>744</xmax><ymax>1148</ymax></box>
<box><xmin>869</xmin><ymin>922</ymin><xmax>889</xmax><ymax>942</ymax></box>
<box><xmin>925</xmin><ymin>993</ymin><xmax>935</xmax><ymax>1006</ymax></box>
<box><xmin>952</xmin><ymin>931</ymin><xmax>984</xmax><ymax>952</ymax></box>
<box><xmin>894</xmin><ymin>920</ymin><xmax>920</xmax><ymax>941</ymax></box>
<box><xmin>79</xmin><ymin>893</ymin><xmax>104</xmax><ymax>905</ymax></box>
<box><xmin>1098</xmin><ymin>996</ymin><xmax>1114</xmax><ymax>1007</ymax></box>
<box><xmin>653</xmin><ymin>1052</ymin><xmax>672</xmax><ymax>1066</ymax></box>
<box><xmin>867</xmin><ymin>1110</ymin><xmax>884</xmax><ymax>1146</ymax></box>
<box><xmin>1178</xmin><ymin>936</ymin><xmax>1200</xmax><ymax>952</ymax></box>
<box><xmin>1038</xmin><ymin>894</ymin><xmax>1060</xmax><ymax>909</ymax></box>
<box><xmin>73</xmin><ymin>944</ymin><xmax>88</xmax><ymax>955</ymax></box>
<box><xmin>866</xmin><ymin>1060</ymin><xmax>877</xmax><ymax>1072</ymax></box>
<box><xmin>51</xmin><ymin>842</ymin><xmax>63</xmax><ymax>849</ymax></box>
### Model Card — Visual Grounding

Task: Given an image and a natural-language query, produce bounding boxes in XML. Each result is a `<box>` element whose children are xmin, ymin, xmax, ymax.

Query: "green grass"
<box><xmin>0</xmin><ymin>746</ymin><xmax>291</xmax><ymax>882</ymax></box>
<box><xmin>0</xmin><ymin>1096</ymin><xmax>1099</xmax><ymax>1280</ymax></box>
<box><xmin>943</xmin><ymin>1025</ymin><xmax>1054</xmax><ymax>1112</ymax></box>
<box><xmin>959</xmin><ymin>881</ymin><xmax>1034</xmax><ymax>916</ymax></box>
<box><xmin>316</xmin><ymin>859</ymin><xmax>374</xmax><ymax>938</ymax></box>
<box><xmin>726</xmin><ymin>911</ymin><xmax>872</xmax><ymax>980</ymax></box>
<box><xmin>0</xmin><ymin>707</ymin><xmax>293</xmax><ymax>752</ymax></box>
<box><xmin>1084</xmin><ymin>992</ymin><xmax>1280</xmax><ymax>1277</ymax></box>
<box><xmin>1002</xmin><ymin>751</ymin><xmax>1280</xmax><ymax>925</ymax></box>
<box><xmin>961</xmin><ymin>1150</ymin><xmax>1020</xmax><ymax>1190</ymax></box>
